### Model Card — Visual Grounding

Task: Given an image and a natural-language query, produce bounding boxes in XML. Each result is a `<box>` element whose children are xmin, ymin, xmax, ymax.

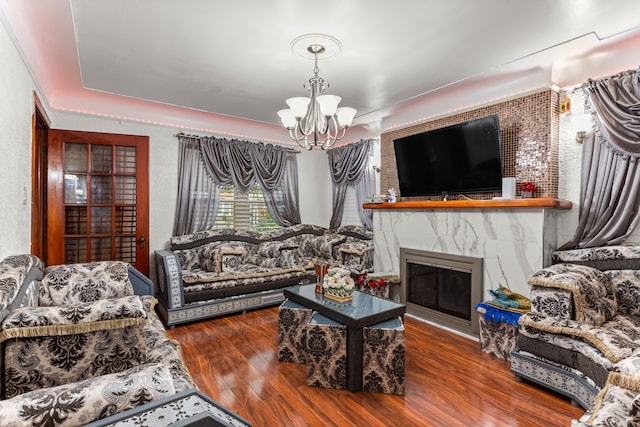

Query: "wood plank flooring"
<box><xmin>167</xmin><ymin>307</ymin><xmax>584</xmax><ymax>426</ymax></box>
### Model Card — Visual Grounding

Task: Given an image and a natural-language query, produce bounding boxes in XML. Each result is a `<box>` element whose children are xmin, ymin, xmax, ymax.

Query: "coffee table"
<box><xmin>85</xmin><ymin>388</ymin><xmax>251</xmax><ymax>426</ymax></box>
<box><xmin>283</xmin><ymin>284</ymin><xmax>406</xmax><ymax>392</ymax></box>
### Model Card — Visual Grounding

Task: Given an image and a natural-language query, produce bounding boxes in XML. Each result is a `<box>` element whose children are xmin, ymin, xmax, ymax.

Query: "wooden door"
<box><xmin>47</xmin><ymin>130</ymin><xmax>149</xmax><ymax>274</ymax></box>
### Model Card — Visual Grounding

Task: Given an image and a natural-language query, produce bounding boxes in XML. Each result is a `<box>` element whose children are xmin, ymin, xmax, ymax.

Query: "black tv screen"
<box><xmin>393</xmin><ymin>115</ymin><xmax>503</xmax><ymax>197</ymax></box>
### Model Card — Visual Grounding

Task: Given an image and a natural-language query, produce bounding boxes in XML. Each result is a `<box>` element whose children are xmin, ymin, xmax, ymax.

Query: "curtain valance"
<box><xmin>199</xmin><ymin>137</ymin><xmax>294</xmax><ymax>193</ymax></box>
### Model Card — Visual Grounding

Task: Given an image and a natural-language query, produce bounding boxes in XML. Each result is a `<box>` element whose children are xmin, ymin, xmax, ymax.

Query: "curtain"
<box><xmin>560</xmin><ymin>68</ymin><xmax>640</xmax><ymax>249</ymax></box>
<box><xmin>262</xmin><ymin>151</ymin><xmax>301</xmax><ymax>226</ymax></box>
<box><xmin>172</xmin><ymin>136</ymin><xmax>220</xmax><ymax>236</ymax></box>
<box><xmin>327</xmin><ymin>139</ymin><xmax>374</xmax><ymax>229</ymax></box>
<box><xmin>173</xmin><ymin>135</ymin><xmax>301</xmax><ymax>235</ymax></box>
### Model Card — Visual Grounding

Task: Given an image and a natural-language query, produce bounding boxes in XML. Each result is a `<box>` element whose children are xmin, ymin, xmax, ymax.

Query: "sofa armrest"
<box><xmin>1</xmin><ymin>295</ymin><xmax>148</xmax><ymax>334</ymax></box>
<box><xmin>154</xmin><ymin>250</ymin><xmax>185</xmax><ymax>310</ymax></box>
<box><xmin>0</xmin><ymin>363</ymin><xmax>175</xmax><ymax>426</ymax></box>
<box><xmin>0</xmin><ymin>254</ymin><xmax>44</xmax><ymax>321</ymax></box>
<box><xmin>527</xmin><ymin>263</ymin><xmax>617</xmax><ymax>327</ymax></box>
<box><xmin>530</xmin><ymin>285</ymin><xmax>575</xmax><ymax>320</ymax></box>
<box><xmin>337</xmin><ymin>241</ymin><xmax>374</xmax><ymax>274</ymax></box>
<box><xmin>128</xmin><ymin>266</ymin><xmax>154</xmax><ymax>296</ymax></box>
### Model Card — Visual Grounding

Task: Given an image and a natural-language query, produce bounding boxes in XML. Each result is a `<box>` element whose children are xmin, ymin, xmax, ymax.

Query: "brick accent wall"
<box><xmin>380</xmin><ymin>89</ymin><xmax>559</xmax><ymax>200</ymax></box>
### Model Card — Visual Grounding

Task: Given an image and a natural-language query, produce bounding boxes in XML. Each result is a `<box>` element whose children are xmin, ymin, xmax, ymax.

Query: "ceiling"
<box><xmin>3</xmin><ymin>0</ymin><xmax>640</xmax><ymax>144</ymax></box>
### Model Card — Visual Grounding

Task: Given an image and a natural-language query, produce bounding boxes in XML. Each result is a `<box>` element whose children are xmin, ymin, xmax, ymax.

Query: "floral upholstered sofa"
<box><xmin>0</xmin><ymin>254</ymin><xmax>195</xmax><ymax>426</ymax></box>
<box><xmin>154</xmin><ymin>224</ymin><xmax>374</xmax><ymax>326</ymax></box>
<box><xmin>511</xmin><ymin>246</ymin><xmax>640</xmax><ymax>426</ymax></box>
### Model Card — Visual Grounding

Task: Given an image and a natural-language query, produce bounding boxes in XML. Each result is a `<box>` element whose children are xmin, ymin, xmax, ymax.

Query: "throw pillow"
<box><xmin>257</xmin><ymin>241</ymin><xmax>298</xmax><ymax>258</ymax></box>
<box><xmin>605</xmin><ymin>270</ymin><xmax>640</xmax><ymax>316</ymax></box>
<box><xmin>200</xmin><ymin>242</ymin><xmax>248</xmax><ymax>273</ymax></box>
<box><xmin>311</xmin><ymin>234</ymin><xmax>347</xmax><ymax>259</ymax></box>
<box><xmin>528</xmin><ymin>263</ymin><xmax>617</xmax><ymax>327</ymax></box>
<box><xmin>219</xmin><ymin>253</ymin><xmax>245</xmax><ymax>272</ymax></box>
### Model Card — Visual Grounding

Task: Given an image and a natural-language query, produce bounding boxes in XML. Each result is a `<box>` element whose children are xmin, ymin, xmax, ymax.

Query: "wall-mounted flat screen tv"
<box><xmin>393</xmin><ymin>115</ymin><xmax>503</xmax><ymax>197</ymax></box>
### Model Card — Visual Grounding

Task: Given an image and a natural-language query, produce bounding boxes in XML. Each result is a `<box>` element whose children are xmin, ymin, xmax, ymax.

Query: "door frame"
<box><xmin>31</xmin><ymin>93</ymin><xmax>50</xmax><ymax>261</ymax></box>
<box><xmin>44</xmin><ymin>129</ymin><xmax>149</xmax><ymax>274</ymax></box>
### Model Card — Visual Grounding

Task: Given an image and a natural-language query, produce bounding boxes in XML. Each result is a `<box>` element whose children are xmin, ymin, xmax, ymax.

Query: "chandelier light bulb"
<box><xmin>285</xmin><ymin>97</ymin><xmax>311</xmax><ymax>119</ymax></box>
<box><xmin>277</xmin><ymin>109</ymin><xmax>296</xmax><ymax>129</ymax></box>
<box><xmin>336</xmin><ymin>107</ymin><xmax>356</xmax><ymax>127</ymax></box>
<box><xmin>316</xmin><ymin>95</ymin><xmax>341</xmax><ymax>117</ymax></box>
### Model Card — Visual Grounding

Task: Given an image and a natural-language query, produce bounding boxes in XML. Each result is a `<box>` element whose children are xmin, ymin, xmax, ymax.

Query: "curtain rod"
<box><xmin>174</xmin><ymin>132</ymin><xmax>300</xmax><ymax>153</ymax></box>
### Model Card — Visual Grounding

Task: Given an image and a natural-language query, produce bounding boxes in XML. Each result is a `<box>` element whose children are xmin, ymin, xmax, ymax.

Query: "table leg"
<box><xmin>346</xmin><ymin>326</ymin><xmax>363</xmax><ymax>392</ymax></box>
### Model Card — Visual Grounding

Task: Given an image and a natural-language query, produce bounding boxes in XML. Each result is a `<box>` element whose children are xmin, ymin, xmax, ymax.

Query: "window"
<box><xmin>341</xmin><ymin>186</ymin><xmax>362</xmax><ymax>226</ymax></box>
<box><xmin>213</xmin><ymin>185</ymin><xmax>280</xmax><ymax>232</ymax></box>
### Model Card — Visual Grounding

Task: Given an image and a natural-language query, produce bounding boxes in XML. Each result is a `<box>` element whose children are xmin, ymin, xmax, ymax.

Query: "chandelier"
<box><xmin>278</xmin><ymin>35</ymin><xmax>356</xmax><ymax>150</ymax></box>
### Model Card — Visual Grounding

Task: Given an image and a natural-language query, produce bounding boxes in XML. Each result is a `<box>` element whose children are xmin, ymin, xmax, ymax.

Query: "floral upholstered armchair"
<box><xmin>0</xmin><ymin>259</ymin><xmax>194</xmax><ymax>426</ymax></box>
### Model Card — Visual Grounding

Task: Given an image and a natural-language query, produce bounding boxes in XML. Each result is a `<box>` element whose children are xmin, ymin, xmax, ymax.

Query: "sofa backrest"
<box><xmin>39</xmin><ymin>261</ymin><xmax>134</xmax><ymax>306</ymax></box>
<box><xmin>329</xmin><ymin>225</ymin><xmax>373</xmax><ymax>241</ymax></box>
<box><xmin>552</xmin><ymin>246</ymin><xmax>640</xmax><ymax>271</ymax></box>
<box><xmin>169</xmin><ymin>224</ymin><xmax>374</xmax><ymax>272</ymax></box>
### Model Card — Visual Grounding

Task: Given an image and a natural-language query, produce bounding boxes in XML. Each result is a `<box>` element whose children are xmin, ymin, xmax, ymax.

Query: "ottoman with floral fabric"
<box><xmin>305</xmin><ymin>312</ymin><xmax>347</xmax><ymax>389</ymax></box>
<box><xmin>362</xmin><ymin>316</ymin><xmax>405</xmax><ymax>395</ymax></box>
<box><xmin>277</xmin><ymin>298</ymin><xmax>313</xmax><ymax>363</ymax></box>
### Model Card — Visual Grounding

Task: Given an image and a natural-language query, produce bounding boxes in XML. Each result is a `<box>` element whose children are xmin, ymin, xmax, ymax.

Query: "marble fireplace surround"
<box><xmin>366</xmin><ymin>199</ymin><xmax>571</xmax><ymax>304</ymax></box>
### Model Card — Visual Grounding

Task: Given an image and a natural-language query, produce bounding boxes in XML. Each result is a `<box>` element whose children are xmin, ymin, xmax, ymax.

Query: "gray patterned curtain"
<box><xmin>327</xmin><ymin>139</ymin><xmax>374</xmax><ymax>229</ymax></box>
<box><xmin>173</xmin><ymin>136</ymin><xmax>300</xmax><ymax>236</ymax></box>
<box><xmin>172</xmin><ymin>136</ymin><xmax>220</xmax><ymax>236</ymax></box>
<box><xmin>560</xmin><ymin>68</ymin><xmax>640</xmax><ymax>249</ymax></box>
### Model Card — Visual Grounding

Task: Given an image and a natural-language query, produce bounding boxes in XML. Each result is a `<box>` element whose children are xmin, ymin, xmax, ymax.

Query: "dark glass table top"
<box><xmin>283</xmin><ymin>284</ymin><xmax>405</xmax><ymax>327</ymax></box>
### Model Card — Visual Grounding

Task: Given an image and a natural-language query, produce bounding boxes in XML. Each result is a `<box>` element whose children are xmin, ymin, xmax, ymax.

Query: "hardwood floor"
<box><xmin>167</xmin><ymin>307</ymin><xmax>584</xmax><ymax>426</ymax></box>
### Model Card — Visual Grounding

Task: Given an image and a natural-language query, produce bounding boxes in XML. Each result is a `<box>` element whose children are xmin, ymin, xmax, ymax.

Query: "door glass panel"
<box><xmin>65</xmin><ymin>143</ymin><xmax>87</xmax><ymax>172</ymax></box>
<box><xmin>116</xmin><ymin>146</ymin><xmax>136</xmax><ymax>173</ymax></box>
<box><xmin>116</xmin><ymin>176</ymin><xmax>136</xmax><ymax>203</ymax></box>
<box><xmin>116</xmin><ymin>206</ymin><xmax>136</xmax><ymax>234</ymax></box>
<box><xmin>64</xmin><ymin>174</ymin><xmax>88</xmax><ymax>204</ymax></box>
<box><xmin>54</xmin><ymin>133</ymin><xmax>144</xmax><ymax>272</ymax></box>
<box><xmin>65</xmin><ymin>206</ymin><xmax>87</xmax><ymax>234</ymax></box>
<box><xmin>116</xmin><ymin>237</ymin><xmax>136</xmax><ymax>263</ymax></box>
<box><xmin>91</xmin><ymin>207</ymin><xmax>112</xmax><ymax>234</ymax></box>
<box><xmin>65</xmin><ymin>238</ymin><xmax>87</xmax><ymax>263</ymax></box>
<box><xmin>91</xmin><ymin>145</ymin><xmax>112</xmax><ymax>173</ymax></box>
<box><xmin>91</xmin><ymin>176</ymin><xmax>113</xmax><ymax>204</ymax></box>
<box><xmin>91</xmin><ymin>238</ymin><xmax>112</xmax><ymax>261</ymax></box>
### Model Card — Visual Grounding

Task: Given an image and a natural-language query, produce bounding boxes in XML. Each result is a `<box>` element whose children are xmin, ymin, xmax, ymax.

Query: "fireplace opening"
<box><xmin>400</xmin><ymin>248</ymin><xmax>482</xmax><ymax>336</ymax></box>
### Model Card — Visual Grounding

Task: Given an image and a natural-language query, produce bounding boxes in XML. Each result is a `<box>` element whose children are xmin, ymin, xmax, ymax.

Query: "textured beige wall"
<box><xmin>0</xmin><ymin>21</ymin><xmax>37</xmax><ymax>258</ymax></box>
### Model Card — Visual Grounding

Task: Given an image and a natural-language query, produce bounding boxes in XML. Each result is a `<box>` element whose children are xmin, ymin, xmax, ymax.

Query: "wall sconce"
<box><xmin>572</xmin><ymin>113</ymin><xmax>593</xmax><ymax>143</ymax></box>
<box><xmin>559</xmin><ymin>92</ymin><xmax>571</xmax><ymax>114</ymax></box>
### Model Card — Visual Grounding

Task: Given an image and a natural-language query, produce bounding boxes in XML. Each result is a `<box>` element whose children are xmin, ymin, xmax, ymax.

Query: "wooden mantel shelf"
<box><xmin>363</xmin><ymin>197</ymin><xmax>572</xmax><ymax>210</ymax></box>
